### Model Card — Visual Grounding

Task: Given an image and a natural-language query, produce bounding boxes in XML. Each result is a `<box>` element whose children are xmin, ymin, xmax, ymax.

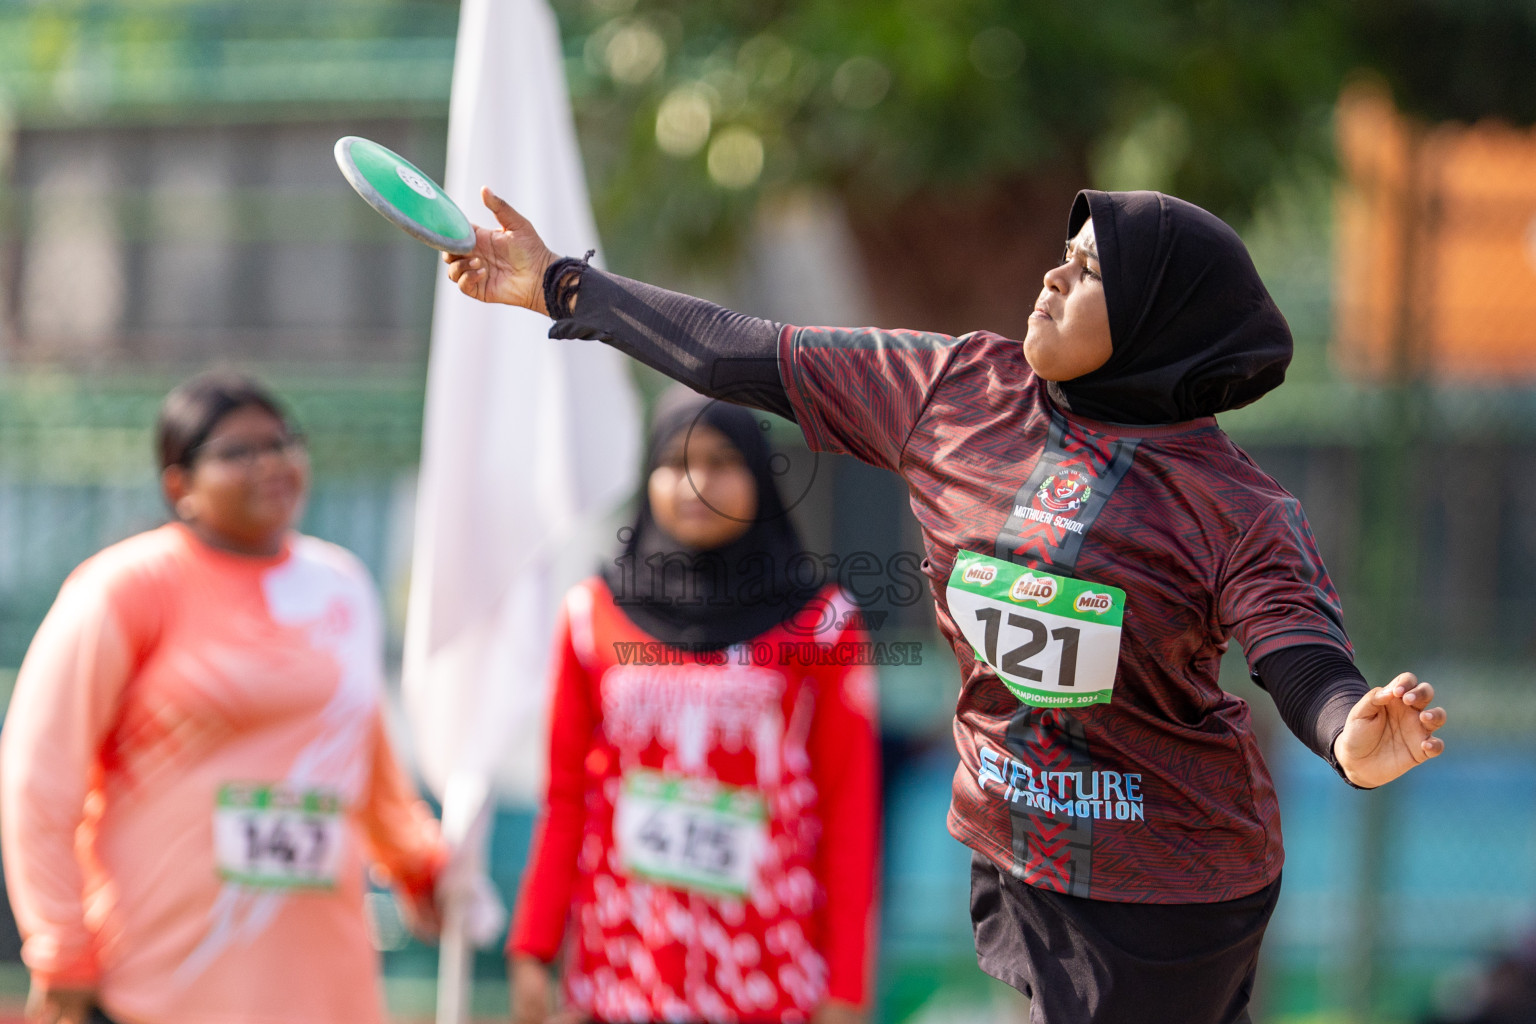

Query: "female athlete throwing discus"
<box><xmin>443</xmin><ymin>187</ymin><xmax>1447</xmax><ymax>1024</ymax></box>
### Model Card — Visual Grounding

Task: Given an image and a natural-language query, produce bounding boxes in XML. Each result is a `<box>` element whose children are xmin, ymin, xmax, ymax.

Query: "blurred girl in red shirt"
<box><xmin>508</xmin><ymin>388</ymin><xmax>881</xmax><ymax>1024</ymax></box>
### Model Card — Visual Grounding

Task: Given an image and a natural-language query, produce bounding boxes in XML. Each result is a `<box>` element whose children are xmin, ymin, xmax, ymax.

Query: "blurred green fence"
<box><xmin>0</xmin><ymin>368</ymin><xmax>426</xmax><ymax>666</ymax></box>
<box><xmin>0</xmin><ymin>1</ymin><xmax>457</xmax><ymax>123</ymax></box>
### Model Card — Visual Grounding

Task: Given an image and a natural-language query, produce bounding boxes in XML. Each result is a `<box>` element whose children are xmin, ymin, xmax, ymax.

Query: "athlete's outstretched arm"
<box><xmin>1252</xmin><ymin>644</ymin><xmax>1367</xmax><ymax>776</ymax></box>
<box><xmin>1254</xmin><ymin>645</ymin><xmax>1446</xmax><ymax>788</ymax></box>
<box><xmin>443</xmin><ymin>189</ymin><xmax>791</xmax><ymax>419</ymax></box>
<box><xmin>1226</xmin><ymin>497</ymin><xmax>1447</xmax><ymax>791</ymax></box>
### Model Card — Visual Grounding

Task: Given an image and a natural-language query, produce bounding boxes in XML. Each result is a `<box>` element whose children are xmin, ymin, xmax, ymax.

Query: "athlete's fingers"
<box><xmin>1419</xmin><ymin>706</ymin><xmax>1447</xmax><ymax>732</ymax></box>
<box><xmin>482</xmin><ymin>186</ymin><xmax>529</xmax><ymax>232</ymax></box>
<box><xmin>1367</xmin><ymin>674</ymin><xmax>1426</xmax><ymax>709</ymax></box>
<box><xmin>1384</xmin><ymin>671</ymin><xmax>1420</xmax><ymax>699</ymax></box>
<box><xmin>1350</xmin><ymin>686</ymin><xmax>1387</xmax><ymax>718</ymax></box>
<box><xmin>1367</xmin><ymin>685</ymin><xmax>1398</xmax><ymax>707</ymax></box>
<box><xmin>445</xmin><ymin>257</ymin><xmax>485</xmax><ymax>284</ymax></box>
<box><xmin>1421</xmin><ymin>735</ymin><xmax>1445</xmax><ymax>758</ymax></box>
<box><xmin>448</xmin><ymin>268</ymin><xmax>484</xmax><ymax>300</ymax></box>
<box><xmin>458</xmin><ymin>273</ymin><xmax>486</xmax><ymax>299</ymax></box>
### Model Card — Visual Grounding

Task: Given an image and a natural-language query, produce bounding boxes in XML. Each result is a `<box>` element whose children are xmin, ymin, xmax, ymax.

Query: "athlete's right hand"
<box><xmin>26</xmin><ymin>984</ymin><xmax>96</xmax><ymax>1024</ymax></box>
<box><xmin>509</xmin><ymin>955</ymin><xmax>581</xmax><ymax>1024</ymax></box>
<box><xmin>443</xmin><ymin>188</ymin><xmax>559</xmax><ymax>315</ymax></box>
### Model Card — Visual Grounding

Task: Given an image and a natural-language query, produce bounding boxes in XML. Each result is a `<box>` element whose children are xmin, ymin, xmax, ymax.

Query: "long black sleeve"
<box><xmin>543</xmin><ymin>258</ymin><xmax>794</xmax><ymax>421</ymax></box>
<box><xmin>1252</xmin><ymin>644</ymin><xmax>1372</xmax><ymax>787</ymax></box>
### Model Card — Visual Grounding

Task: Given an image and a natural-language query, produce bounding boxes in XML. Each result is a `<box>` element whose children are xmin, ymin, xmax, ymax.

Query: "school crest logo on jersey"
<box><xmin>1036</xmin><ymin>470</ymin><xmax>1093</xmax><ymax>516</ymax></box>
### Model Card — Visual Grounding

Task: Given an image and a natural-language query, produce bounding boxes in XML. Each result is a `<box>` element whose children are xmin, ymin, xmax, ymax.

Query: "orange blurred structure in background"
<box><xmin>1335</xmin><ymin>81</ymin><xmax>1536</xmax><ymax>381</ymax></box>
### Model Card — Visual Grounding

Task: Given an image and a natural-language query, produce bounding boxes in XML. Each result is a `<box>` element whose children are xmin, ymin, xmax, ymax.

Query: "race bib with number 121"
<box><xmin>946</xmin><ymin>550</ymin><xmax>1125</xmax><ymax>708</ymax></box>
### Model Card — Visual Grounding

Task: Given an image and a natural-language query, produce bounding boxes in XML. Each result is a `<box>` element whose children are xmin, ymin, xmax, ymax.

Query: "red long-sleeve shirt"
<box><xmin>509</xmin><ymin>578</ymin><xmax>881</xmax><ymax>1022</ymax></box>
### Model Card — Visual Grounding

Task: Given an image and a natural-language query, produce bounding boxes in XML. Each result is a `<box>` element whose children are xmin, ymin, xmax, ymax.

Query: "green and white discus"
<box><xmin>333</xmin><ymin>136</ymin><xmax>476</xmax><ymax>254</ymax></box>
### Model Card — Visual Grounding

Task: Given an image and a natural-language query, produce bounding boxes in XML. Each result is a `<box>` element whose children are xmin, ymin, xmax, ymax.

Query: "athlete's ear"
<box><xmin>162</xmin><ymin>464</ymin><xmax>192</xmax><ymax>516</ymax></box>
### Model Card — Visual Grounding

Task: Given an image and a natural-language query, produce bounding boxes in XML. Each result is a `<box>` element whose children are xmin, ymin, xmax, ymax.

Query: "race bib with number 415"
<box><xmin>946</xmin><ymin>550</ymin><xmax>1126</xmax><ymax>708</ymax></box>
<box><xmin>613</xmin><ymin>770</ymin><xmax>767</xmax><ymax>897</ymax></box>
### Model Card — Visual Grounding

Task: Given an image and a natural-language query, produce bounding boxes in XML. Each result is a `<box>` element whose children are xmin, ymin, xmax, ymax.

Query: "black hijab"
<box><xmin>1049</xmin><ymin>190</ymin><xmax>1293</xmax><ymax>426</ymax></box>
<box><xmin>601</xmin><ymin>386</ymin><xmax>816</xmax><ymax>651</ymax></box>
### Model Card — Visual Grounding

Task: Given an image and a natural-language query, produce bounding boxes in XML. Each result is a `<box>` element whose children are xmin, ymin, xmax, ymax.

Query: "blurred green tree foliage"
<box><xmin>5</xmin><ymin>1</ymin><xmax>1534</xmax><ymax>332</ymax></box>
<box><xmin>557</xmin><ymin>1</ymin><xmax>1352</xmax><ymax>293</ymax></box>
<box><xmin>1350</xmin><ymin>0</ymin><xmax>1536</xmax><ymax>125</ymax></box>
<box><xmin>555</xmin><ymin>0</ymin><xmax>1536</xmax><ymax>333</ymax></box>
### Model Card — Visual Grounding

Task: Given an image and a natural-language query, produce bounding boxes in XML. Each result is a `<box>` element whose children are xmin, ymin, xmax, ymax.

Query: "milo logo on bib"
<box><xmin>946</xmin><ymin>550</ymin><xmax>1126</xmax><ymax>708</ymax></box>
<box><xmin>1009</xmin><ymin>573</ymin><xmax>1057</xmax><ymax>604</ymax></box>
<box><xmin>963</xmin><ymin>563</ymin><xmax>997</xmax><ymax>586</ymax></box>
<box><xmin>1075</xmin><ymin>591</ymin><xmax>1113</xmax><ymax>614</ymax></box>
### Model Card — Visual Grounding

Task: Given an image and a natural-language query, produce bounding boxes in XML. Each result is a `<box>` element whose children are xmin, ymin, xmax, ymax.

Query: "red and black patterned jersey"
<box><xmin>780</xmin><ymin>325</ymin><xmax>1351</xmax><ymax>904</ymax></box>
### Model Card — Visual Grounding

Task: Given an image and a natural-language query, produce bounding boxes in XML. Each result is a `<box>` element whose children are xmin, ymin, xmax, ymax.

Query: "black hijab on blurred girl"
<box><xmin>1049</xmin><ymin>189</ymin><xmax>1294</xmax><ymax>426</ymax></box>
<box><xmin>602</xmin><ymin>387</ymin><xmax>815</xmax><ymax>651</ymax></box>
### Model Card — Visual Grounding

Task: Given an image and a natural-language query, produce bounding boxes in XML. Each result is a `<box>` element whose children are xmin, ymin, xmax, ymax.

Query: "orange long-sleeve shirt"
<box><xmin>0</xmin><ymin>523</ymin><xmax>445</xmax><ymax>1024</ymax></box>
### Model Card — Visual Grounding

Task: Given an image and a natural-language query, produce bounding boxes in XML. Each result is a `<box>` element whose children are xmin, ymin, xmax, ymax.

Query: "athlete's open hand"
<box><xmin>1333</xmin><ymin>672</ymin><xmax>1446</xmax><ymax>789</ymax></box>
<box><xmin>443</xmin><ymin>188</ymin><xmax>558</xmax><ymax>314</ymax></box>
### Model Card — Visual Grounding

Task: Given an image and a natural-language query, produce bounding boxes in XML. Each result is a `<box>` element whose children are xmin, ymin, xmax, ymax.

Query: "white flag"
<box><xmin>401</xmin><ymin>0</ymin><xmax>640</xmax><ymax>966</ymax></box>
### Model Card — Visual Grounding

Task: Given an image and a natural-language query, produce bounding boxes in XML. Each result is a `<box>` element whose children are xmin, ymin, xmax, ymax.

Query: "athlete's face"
<box><xmin>1023</xmin><ymin>219</ymin><xmax>1114</xmax><ymax>381</ymax></box>
<box><xmin>648</xmin><ymin>425</ymin><xmax>757</xmax><ymax>551</ymax></box>
<box><xmin>162</xmin><ymin>404</ymin><xmax>309</xmax><ymax>557</ymax></box>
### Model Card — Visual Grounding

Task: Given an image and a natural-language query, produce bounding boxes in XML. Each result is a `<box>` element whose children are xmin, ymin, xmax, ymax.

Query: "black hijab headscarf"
<box><xmin>1048</xmin><ymin>190</ymin><xmax>1293</xmax><ymax>426</ymax></box>
<box><xmin>601</xmin><ymin>386</ymin><xmax>816</xmax><ymax>651</ymax></box>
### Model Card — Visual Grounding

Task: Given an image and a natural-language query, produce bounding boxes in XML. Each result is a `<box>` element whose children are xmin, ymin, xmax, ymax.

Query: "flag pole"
<box><xmin>404</xmin><ymin>3</ymin><xmax>640</xmax><ymax>1024</ymax></box>
<box><xmin>436</xmin><ymin>772</ymin><xmax>493</xmax><ymax>1024</ymax></box>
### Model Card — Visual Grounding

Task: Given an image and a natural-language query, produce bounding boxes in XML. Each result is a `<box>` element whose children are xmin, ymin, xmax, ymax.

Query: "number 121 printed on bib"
<box><xmin>946</xmin><ymin>550</ymin><xmax>1126</xmax><ymax>708</ymax></box>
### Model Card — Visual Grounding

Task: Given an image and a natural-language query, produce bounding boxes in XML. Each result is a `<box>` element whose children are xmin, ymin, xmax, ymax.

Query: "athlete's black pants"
<box><xmin>970</xmin><ymin>853</ymin><xmax>1282</xmax><ymax>1024</ymax></box>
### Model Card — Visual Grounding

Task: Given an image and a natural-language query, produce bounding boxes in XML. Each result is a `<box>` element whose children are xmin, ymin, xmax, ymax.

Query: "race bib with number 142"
<box><xmin>946</xmin><ymin>550</ymin><xmax>1126</xmax><ymax>708</ymax></box>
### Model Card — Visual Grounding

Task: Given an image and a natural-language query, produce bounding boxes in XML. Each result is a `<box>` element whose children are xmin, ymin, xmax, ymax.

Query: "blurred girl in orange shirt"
<box><xmin>1</xmin><ymin>372</ymin><xmax>447</xmax><ymax>1024</ymax></box>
